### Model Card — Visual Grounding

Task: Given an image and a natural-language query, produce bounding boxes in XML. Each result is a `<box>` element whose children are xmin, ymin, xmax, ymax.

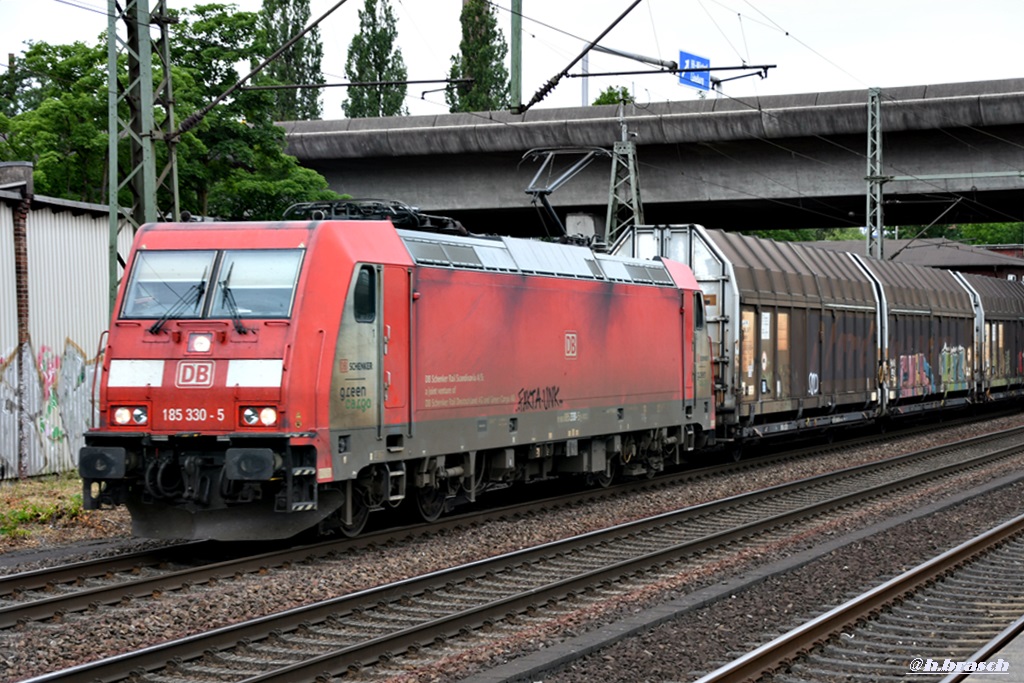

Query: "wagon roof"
<box><xmin>809</xmin><ymin>238</ymin><xmax>1024</xmax><ymax>270</ymax></box>
<box><xmin>703</xmin><ymin>230</ymin><xmax>876</xmax><ymax>308</ymax></box>
<box><xmin>960</xmin><ymin>271</ymin><xmax>1024</xmax><ymax>318</ymax></box>
<box><xmin>705</xmin><ymin>230</ymin><xmax>974</xmax><ymax>316</ymax></box>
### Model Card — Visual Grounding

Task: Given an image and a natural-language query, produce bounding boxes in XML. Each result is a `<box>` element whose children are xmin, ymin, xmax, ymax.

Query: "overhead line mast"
<box><xmin>105</xmin><ymin>0</ymin><xmax>350</xmax><ymax>312</ymax></box>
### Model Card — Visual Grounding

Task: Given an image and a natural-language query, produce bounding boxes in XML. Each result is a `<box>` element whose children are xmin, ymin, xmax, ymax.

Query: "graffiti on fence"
<box><xmin>1</xmin><ymin>341</ymin><xmax>98</xmax><ymax>479</ymax></box>
<box><xmin>36</xmin><ymin>346</ymin><xmax>65</xmax><ymax>443</ymax></box>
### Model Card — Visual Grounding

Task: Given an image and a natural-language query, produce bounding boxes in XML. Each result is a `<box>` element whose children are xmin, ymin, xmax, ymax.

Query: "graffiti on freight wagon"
<box><xmin>939</xmin><ymin>344</ymin><xmax>968</xmax><ymax>392</ymax></box>
<box><xmin>898</xmin><ymin>353</ymin><xmax>933</xmax><ymax>398</ymax></box>
<box><xmin>895</xmin><ymin>345</ymin><xmax>969</xmax><ymax>398</ymax></box>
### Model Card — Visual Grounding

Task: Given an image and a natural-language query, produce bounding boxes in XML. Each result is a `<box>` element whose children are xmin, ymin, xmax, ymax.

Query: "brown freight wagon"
<box><xmin>618</xmin><ymin>225</ymin><xmax>1022</xmax><ymax>445</ymax></box>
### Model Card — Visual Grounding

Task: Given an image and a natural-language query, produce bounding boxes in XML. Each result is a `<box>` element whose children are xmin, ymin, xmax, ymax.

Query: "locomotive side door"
<box><xmin>334</xmin><ymin>264</ymin><xmax>410</xmax><ymax>444</ymax></box>
<box><xmin>381</xmin><ymin>265</ymin><xmax>411</xmax><ymax>442</ymax></box>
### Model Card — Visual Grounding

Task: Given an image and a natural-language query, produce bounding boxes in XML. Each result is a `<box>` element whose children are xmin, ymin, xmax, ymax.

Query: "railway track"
<box><xmin>22</xmin><ymin>423</ymin><xmax>1024</xmax><ymax>682</ymax></box>
<box><xmin>0</xmin><ymin>415</ymin><xmax>1000</xmax><ymax>632</ymax></box>
<box><xmin>696</xmin><ymin>512</ymin><xmax>1024</xmax><ymax>682</ymax></box>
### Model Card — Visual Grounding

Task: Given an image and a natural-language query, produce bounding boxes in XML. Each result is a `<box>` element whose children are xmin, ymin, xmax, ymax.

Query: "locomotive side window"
<box><xmin>694</xmin><ymin>292</ymin><xmax>706</xmax><ymax>330</ymax></box>
<box><xmin>354</xmin><ymin>265</ymin><xmax>376</xmax><ymax>322</ymax></box>
<box><xmin>122</xmin><ymin>250</ymin><xmax>216</xmax><ymax>319</ymax></box>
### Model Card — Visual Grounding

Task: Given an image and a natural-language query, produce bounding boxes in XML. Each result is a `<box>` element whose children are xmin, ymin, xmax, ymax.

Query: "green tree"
<box><xmin>960</xmin><ymin>222</ymin><xmax>1024</xmax><ymax>244</ymax></box>
<box><xmin>342</xmin><ymin>0</ymin><xmax>407</xmax><ymax>118</ymax></box>
<box><xmin>592</xmin><ymin>85</ymin><xmax>634</xmax><ymax>106</ymax></box>
<box><xmin>0</xmin><ymin>51</ymin><xmax>30</xmax><ymax>117</ymax></box>
<box><xmin>0</xmin><ymin>38</ymin><xmax>107</xmax><ymax>116</ymax></box>
<box><xmin>256</xmin><ymin>0</ymin><xmax>324</xmax><ymax>121</ymax></box>
<box><xmin>898</xmin><ymin>222</ymin><xmax>1024</xmax><ymax>245</ymax></box>
<box><xmin>0</xmin><ymin>3</ymin><xmax>339</xmax><ymax>219</ymax></box>
<box><xmin>883</xmin><ymin>223</ymin><xmax>960</xmax><ymax>241</ymax></box>
<box><xmin>169</xmin><ymin>2</ymin><xmax>338</xmax><ymax>218</ymax></box>
<box><xmin>207</xmin><ymin>139</ymin><xmax>334</xmax><ymax>219</ymax></box>
<box><xmin>742</xmin><ymin>227</ymin><xmax>866</xmax><ymax>242</ymax></box>
<box><xmin>0</xmin><ymin>41</ymin><xmax>108</xmax><ymax>202</ymax></box>
<box><xmin>446</xmin><ymin>0</ymin><xmax>509</xmax><ymax>113</ymax></box>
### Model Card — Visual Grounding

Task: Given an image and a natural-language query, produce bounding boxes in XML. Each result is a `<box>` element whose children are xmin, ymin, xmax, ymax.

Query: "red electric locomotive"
<box><xmin>80</xmin><ymin>203</ymin><xmax>716</xmax><ymax>540</ymax></box>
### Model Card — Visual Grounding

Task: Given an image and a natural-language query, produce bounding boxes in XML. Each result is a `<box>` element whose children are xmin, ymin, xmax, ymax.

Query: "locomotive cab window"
<box><xmin>353</xmin><ymin>265</ymin><xmax>376</xmax><ymax>323</ymax></box>
<box><xmin>121</xmin><ymin>248</ymin><xmax>303</xmax><ymax>320</ymax></box>
<box><xmin>208</xmin><ymin>250</ymin><xmax>303</xmax><ymax>319</ymax></box>
<box><xmin>694</xmin><ymin>292</ymin><xmax>706</xmax><ymax>330</ymax></box>
<box><xmin>122</xmin><ymin>250</ymin><xmax>216</xmax><ymax>319</ymax></box>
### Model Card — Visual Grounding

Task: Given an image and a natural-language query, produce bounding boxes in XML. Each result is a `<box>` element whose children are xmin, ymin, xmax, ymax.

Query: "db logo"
<box><xmin>176</xmin><ymin>360</ymin><xmax>215</xmax><ymax>388</ymax></box>
<box><xmin>564</xmin><ymin>331</ymin><xmax>578</xmax><ymax>359</ymax></box>
<box><xmin>339</xmin><ymin>359</ymin><xmax>349</xmax><ymax>373</ymax></box>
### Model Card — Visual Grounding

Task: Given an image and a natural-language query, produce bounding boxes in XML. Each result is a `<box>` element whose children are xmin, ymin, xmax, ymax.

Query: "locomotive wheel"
<box><xmin>415</xmin><ymin>484</ymin><xmax>447</xmax><ymax>522</ymax></box>
<box><xmin>591</xmin><ymin>456</ymin><xmax>618</xmax><ymax>488</ymax></box>
<box><xmin>340</xmin><ymin>494</ymin><xmax>370</xmax><ymax>537</ymax></box>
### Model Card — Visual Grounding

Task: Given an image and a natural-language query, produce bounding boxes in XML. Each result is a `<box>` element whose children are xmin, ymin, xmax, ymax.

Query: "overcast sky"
<box><xmin>2</xmin><ymin>0</ymin><xmax>1021</xmax><ymax>118</ymax></box>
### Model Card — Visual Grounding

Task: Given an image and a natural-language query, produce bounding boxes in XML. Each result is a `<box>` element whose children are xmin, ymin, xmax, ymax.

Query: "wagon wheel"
<box><xmin>340</xmin><ymin>488</ymin><xmax>370</xmax><ymax>537</ymax></box>
<box><xmin>415</xmin><ymin>484</ymin><xmax>448</xmax><ymax>523</ymax></box>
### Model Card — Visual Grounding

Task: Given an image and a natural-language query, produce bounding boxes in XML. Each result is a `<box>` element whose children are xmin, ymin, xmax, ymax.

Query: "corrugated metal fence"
<box><xmin>0</xmin><ymin>190</ymin><xmax>131</xmax><ymax>479</ymax></box>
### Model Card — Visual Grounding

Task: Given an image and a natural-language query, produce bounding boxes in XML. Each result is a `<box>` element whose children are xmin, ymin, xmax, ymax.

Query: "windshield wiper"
<box><xmin>219</xmin><ymin>263</ymin><xmax>248</xmax><ymax>335</ymax></box>
<box><xmin>148</xmin><ymin>272</ymin><xmax>207</xmax><ymax>335</ymax></box>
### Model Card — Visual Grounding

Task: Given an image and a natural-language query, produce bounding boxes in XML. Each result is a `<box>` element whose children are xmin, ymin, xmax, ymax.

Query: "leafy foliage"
<box><xmin>592</xmin><ymin>86</ymin><xmax>634</xmax><ymax>106</ymax></box>
<box><xmin>343</xmin><ymin>0</ymin><xmax>408</xmax><ymax>118</ymax></box>
<box><xmin>0</xmin><ymin>41</ymin><xmax>108</xmax><ymax>202</ymax></box>
<box><xmin>0</xmin><ymin>2</ymin><xmax>339</xmax><ymax>219</ymax></box>
<box><xmin>741</xmin><ymin>227</ymin><xmax>866</xmax><ymax>242</ymax></box>
<box><xmin>883</xmin><ymin>223</ymin><xmax>1024</xmax><ymax>245</ymax></box>
<box><xmin>745</xmin><ymin>223</ymin><xmax>1024</xmax><ymax>246</ymax></box>
<box><xmin>256</xmin><ymin>0</ymin><xmax>324</xmax><ymax>121</ymax></box>
<box><xmin>446</xmin><ymin>0</ymin><xmax>509</xmax><ymax>113</ymax></box>
<box><xmin>207</xmin><ymin>137</ymin><xmax>335</xmax><ymax>219</ymax></box>
<box><xmin>959</xmin><ymin>222</ymin><xmax>1024</xmax><ymax>244</ymax></box>
<box><xmin>1</xmin><ymin>39</ymin><xmax>107</xmax><ymax>116</ymax></box>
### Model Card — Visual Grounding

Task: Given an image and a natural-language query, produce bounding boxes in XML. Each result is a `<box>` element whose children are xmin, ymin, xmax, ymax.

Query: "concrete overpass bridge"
<box><xmin>282</xmin><ymin>78</ymin><xmax>1024</xmax><ymax>236</ymax></box>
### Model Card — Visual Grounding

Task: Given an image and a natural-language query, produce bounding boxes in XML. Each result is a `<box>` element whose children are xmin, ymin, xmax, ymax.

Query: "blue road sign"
<box><xmin>678</xmin><ymin>51</ymin><xmax>711</xmax><ymax>90</ymax></box>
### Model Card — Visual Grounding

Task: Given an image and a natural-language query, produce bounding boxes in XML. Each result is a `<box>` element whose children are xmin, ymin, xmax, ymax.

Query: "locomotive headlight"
<box><xmin>188</xmin><ymin>332</ymin><xmax>213</xmax><ymax>353</ymax></box>
<box><xmin>113</xmin><ymin>406</ymin><xmax>148</xmax><ymax>426</ymax></box>
<box><xmin>241</xmin><ymin>406</ymin><xmax>278</xmax><ymax>427</ymax></box>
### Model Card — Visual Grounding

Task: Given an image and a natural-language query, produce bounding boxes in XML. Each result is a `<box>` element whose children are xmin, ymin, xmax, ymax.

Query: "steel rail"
<box><xmin>0</xmin><ymin>541</ymin><xmax>211</xmax><ymax>594</ymax></box>
<box><xmin>940</xmin><ymin>614</ymin><xmax>1024</xmax><ymax>683</ymax></box>
<box><xmin>693</xmin><ymin>512</ymin><xmax>1024</xmax><ymax>683</ymax></box>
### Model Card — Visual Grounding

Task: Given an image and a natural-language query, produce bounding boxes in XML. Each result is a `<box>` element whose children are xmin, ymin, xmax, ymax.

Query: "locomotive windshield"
<box><xmin>121</xmin><ymin>249</ymin><xmax>304</xmax><ymax>321</ymax></box>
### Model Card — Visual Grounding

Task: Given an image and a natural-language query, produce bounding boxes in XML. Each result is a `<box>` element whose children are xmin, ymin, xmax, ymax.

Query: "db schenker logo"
<box><xmin>176</xmin><ymin>360</ymin><xmax>215</xmax><ymax>388</ymax></box>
